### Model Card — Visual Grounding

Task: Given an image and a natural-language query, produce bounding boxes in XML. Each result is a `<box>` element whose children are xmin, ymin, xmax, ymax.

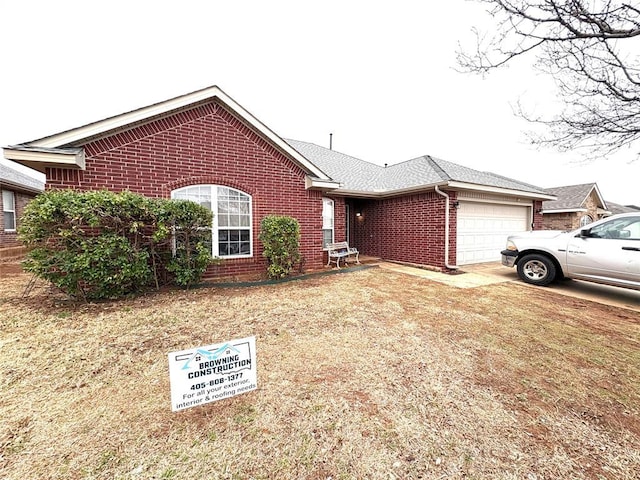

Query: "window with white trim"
<box><xmin>322</xmin><ymin>197</ymin><xmax>334</xmax><ymax>248</ymax></box>
<box><xmin>580</xmin><ymin>214</ymin><xmax>593</xmax><ymax>227</ymax></box>
<box><xmin>172</xmin><ymin>185</ymin><xmax>252</xmax><ymax>258</ymax></box>
<box><xmin>2</xmin><ymin>190</ymin><xmax>16</xmax><ymax>231</ymax></box>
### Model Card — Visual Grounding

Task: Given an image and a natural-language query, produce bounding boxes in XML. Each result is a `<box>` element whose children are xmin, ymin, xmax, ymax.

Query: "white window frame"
<box><xmin>322</xmin><ymin>197</ymin><xmax>334</xmax><ymax>249</ymax></box>
<box><xmin>2</xmin><ymin>190</ymin><xmax>16</xmax><ymax>232</ymax></box>
<box><xmin>171</xmin><ymin>185</ymin><xmax>253</xmax><ymax>258</ymax></box>
<box><xmin>580</xmin><ymin>214</ymin><xmax>593</xmax><ymax>227</ymax></box>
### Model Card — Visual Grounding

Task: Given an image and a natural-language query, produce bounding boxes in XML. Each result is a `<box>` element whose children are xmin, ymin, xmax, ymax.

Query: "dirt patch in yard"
<box><xmin>1</xmin><ymin>264</ymin><xmax>639</xmax><ymax>479</ymax></box>
<box><xmin>0</xmin><ymin>262</ymin><xmax>24</xmax><ymax>276</ymax></box>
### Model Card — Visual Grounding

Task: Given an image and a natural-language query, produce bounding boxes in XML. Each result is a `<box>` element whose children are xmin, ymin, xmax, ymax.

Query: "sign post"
<box><xmin>168</xmin><ymin>336</ymin><xmax>257</xmax><ymax>412</ymax></box>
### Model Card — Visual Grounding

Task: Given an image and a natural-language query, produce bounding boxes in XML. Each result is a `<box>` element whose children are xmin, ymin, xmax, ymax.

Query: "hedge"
<box><xmin>19</xmin><ymin>190</ymin><xmax>213</xmax><ymax>300</ymax></box>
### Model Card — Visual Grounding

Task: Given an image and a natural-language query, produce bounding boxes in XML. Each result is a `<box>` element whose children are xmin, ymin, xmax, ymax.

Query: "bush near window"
<box><xmin>162</xmin><ymin>199</ymin><xmax>215</xmax><ymax>289</ymax></box>
<box><xmin>19</xmin><ymin>190</ymin><xmax>213</xmax><ymax>300</ymax></box>
<box><xmin>259</xmin><ymin>215</ymin><xmax>302</xmax><ymax>279</ymax></box>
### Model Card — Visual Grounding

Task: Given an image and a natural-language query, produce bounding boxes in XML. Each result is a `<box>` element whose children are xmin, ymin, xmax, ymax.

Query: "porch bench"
<box><xmin>326</xmin><ymin>241</ymin><xmax>360</xmax><ymax>269</ymax></box>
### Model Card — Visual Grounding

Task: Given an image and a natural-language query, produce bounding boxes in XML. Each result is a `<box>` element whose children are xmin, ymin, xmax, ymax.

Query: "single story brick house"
<box><xmin>541</xmin><ymin>183</ymin><xmax>640</xmax><ymax>230</ymax></box>
<box><xmin>541</xmin><ymin>183</ymin><xmax>610</xmax><ymax>230</ymax></box>
<box><xmin>3</xmin><ymin>86</ymin><xmax>554</xmax><ymax>277</ymax></box>
<box><xmin>0</xmin><ymin>162</ymin><xmax>44</xmax><ymax>248</ymax></box>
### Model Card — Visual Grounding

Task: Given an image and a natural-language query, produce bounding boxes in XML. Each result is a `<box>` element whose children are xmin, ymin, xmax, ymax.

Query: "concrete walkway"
<box><xmin>378</xmin><ymin>261</ymin><xmax>514</xmax><ymax>288</ymax></box>
<box><xmin>377</xmin><ymin>260</ymin><xmax>640</xmax><ymax>313</ymax></box>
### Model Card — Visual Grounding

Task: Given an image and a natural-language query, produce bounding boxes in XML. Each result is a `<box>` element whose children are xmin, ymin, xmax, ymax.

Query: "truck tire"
<box><xmin>516</xmin><ymin>253</ymin><xmax>557</xmax><ymax>286</ymax></box>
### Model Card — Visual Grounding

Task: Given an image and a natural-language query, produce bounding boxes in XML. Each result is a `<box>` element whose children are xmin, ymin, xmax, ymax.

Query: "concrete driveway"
<box><xmin>379</xmin><ymin>261</ymin><xmax>640</xmax><ymax>313</ymax></box>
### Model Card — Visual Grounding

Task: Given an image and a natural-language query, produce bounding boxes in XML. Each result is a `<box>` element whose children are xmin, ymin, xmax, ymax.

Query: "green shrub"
<box><xmin>259</xmin><ymin>215</ymin><xmax>301</xmax><ymax>279</ymax></box>
<box><xmin>19</xmin><ymin>190</ymin><xmax>213</xmax><ymax>300</ymax></box>
<box><xmin>159</xmin><ymin>199</ymin><xmax>213</xmax><ymax>288</ymax></box>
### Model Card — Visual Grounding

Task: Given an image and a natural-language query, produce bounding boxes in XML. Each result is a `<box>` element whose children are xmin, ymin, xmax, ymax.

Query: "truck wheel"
<box><xmin>516</xmin><ymin>254</ymin><xmax>557</xmax><ymax>286</ymax></box>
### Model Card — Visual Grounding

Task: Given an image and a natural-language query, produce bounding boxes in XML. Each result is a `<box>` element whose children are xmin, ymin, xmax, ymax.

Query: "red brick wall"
<box><xmin>532</xmin><ymin>200</ymin><xmax>544</xmax><ymax>230</ymax></box>
<box><xmin>333</xmin><ymin>197</ymin><xmax>347</xmax><ymax>242</ymax></box>
<box><xmin>44</xmin><ymin>100</ymin><xmax>328</xmax><ymax>277</ymax></box>
<box><xmin>1</xmin><ymin>189</ymin><xmax>37</xmax><ymax>247</ymax></box>
<box><xmin>542</xmin><ymin>212</ymin><xmax>576</xmax><ymax>231</ymax></box>
<box><xmin>351</xmin><ymin>191</ymin><xmax>456</xmax><ymax>269</ymax></box>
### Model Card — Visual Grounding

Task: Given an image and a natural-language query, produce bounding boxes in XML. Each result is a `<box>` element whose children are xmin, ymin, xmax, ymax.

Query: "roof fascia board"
<box><xmin>209</xmin><ymin>90</ymin><xmax>332</xmax><ymax>180</ymax></box>
<box><xmin>0</xmin><ymin>179</ymin><xmax>44</xmax><ymax>195</ymax></box>
<box><xmin>3</xmin><ymin>147</ymin><xmax>85</xmax><ymax>173</ymax></box>
<box><xmin>588</xmin><ymin>184</ymin><xmax>607</xmax><ymax>210</ymax></box>
<box><xmin>305</xmin><ymin>176</ymin><xmax>342</xmax><ymax>190</ymax></box>
<box><xmin>331</xmin><ymin>181</ymin><xmax>554</xmax><ymax>200</ymax></box>
<box><xmin>330</xmin><ymin>182</ymin><xmax>451</xmax><ymax>199</ymax></box>
<box><xmin>22</xmin><ymin>86</ymin><xmax>332</xmax><ymax>180</ymax></box>
<box><xmin>327</xmin><ymin>189</ymin><xmax>382</xmax><ymax>199</ymax></box>
<box><xmin>542</xmin><ymin>208</ymin><xmax>588</xmax><ymax>214</ymax></box>
<box><xmin>26</xmin><ymin>87</ymin><xmax>227</xmax><ymax>149</ymax></box>
<box><xmin>445</xmin><ymin>181</ymin><xmax>556</xmax><ymax>200</ymax></box>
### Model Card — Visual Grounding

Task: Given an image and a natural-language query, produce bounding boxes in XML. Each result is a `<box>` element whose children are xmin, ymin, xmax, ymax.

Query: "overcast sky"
<box><xmin>1</xmin><ymin>0</ymin><xmax>638</xmax><ymax>205</ymax></box>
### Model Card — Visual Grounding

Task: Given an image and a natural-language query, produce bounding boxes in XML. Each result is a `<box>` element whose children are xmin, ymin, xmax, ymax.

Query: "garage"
<box><xmin>456</xmin><ymin>201</ymin><xmax>531</xmax><ymax>265</ymax></box>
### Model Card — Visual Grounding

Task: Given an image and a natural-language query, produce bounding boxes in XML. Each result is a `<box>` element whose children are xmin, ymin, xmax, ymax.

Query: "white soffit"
<box><xmin>447</xmin><ymin>181</ymin><xmax>556</xmax><ymax>201</ymax></box>
<box><xmin>7</xmin><ymin>86</ymin><xmax>333</xmax><ymax>181</ymax></box>
<box><xmin>3</xmin><ymin>146</ymin><xmax>85</xmax><ymax>173</ymax></box>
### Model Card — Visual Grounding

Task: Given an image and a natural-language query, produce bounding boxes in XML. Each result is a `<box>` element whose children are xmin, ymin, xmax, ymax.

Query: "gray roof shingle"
<box><xmin>542</xmin><ymin>183</ymin><xmax>602</xmax><ymax>211</ymax></box>
<box><xmin>287</xmin><ymin>139</ymin><xmax>548</xmax><ymax>196</ymax></box>
<box><xmin>606</xmin><ymin>202</ymin><xmax>640</xmax><ymax>215</ymax></box>
<box><xmin>0</xmin><ymin>163</ymin><xmax>45</xmax><ymax>193</ymax></box>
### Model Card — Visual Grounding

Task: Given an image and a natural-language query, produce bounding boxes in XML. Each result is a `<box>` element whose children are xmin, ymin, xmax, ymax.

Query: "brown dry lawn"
<box><xmin>1</xmin><ymin>263</ymin><xmax>639</xmax><ymax>479</ymax></box>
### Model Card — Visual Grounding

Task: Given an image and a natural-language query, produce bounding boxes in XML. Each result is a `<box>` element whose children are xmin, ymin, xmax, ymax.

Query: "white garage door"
<box><xmin>457</xmin><ymin>202</ymin><xmax>530</xmax><ymax>265</ymax></box>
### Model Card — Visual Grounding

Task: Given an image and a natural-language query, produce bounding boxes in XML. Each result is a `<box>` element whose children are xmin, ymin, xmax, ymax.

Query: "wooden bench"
<box><xmin>326</xmin><ymin>241</ymin><xmax>360</xmax><ymax>269</ymax></box>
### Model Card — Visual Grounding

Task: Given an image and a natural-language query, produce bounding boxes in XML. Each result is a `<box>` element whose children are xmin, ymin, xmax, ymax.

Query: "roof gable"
<box><xmin>543</xmin><ymin>183</ymin><xmax>607</xmax><ymax>211</ymax></box>
<box><xmin>3</xmin><ymin>86</ymin><xmax>335</xmax><ymax>185</ymax></box>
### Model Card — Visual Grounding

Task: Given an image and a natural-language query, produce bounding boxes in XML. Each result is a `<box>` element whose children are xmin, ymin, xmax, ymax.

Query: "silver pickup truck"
<box><xmin>501</xmin><ymin>212</ymin><xmax>640</xmax><ymax>291</ymax></box>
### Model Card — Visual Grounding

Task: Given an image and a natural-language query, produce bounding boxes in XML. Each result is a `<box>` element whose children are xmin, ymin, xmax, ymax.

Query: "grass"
<box><xmin>1</xmin><ymin>265</ymin><xmax>639</xmax><ymax>479</ymax></box>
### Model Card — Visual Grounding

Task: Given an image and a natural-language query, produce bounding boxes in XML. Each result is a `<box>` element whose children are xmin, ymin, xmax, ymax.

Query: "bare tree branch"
<box><xmin>458</xmin><ymin>0</ymin><xmax>640</xmax><ymax>160</ymax></box>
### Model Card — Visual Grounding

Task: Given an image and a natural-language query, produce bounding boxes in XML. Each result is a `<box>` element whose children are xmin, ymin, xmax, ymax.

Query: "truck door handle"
<box><xmin>622</xmin><ymin>246</ymin><xmax>640</xmax><ymax>251</ymax></box>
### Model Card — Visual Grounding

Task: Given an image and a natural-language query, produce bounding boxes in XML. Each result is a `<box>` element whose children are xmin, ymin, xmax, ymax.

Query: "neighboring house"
<box><xmin>541</xmin><ymin>183</ymin><xmax>610</xmax><ymax>230</ymax></box>
<box><xmin>3</xmin><ymin>86</ymin><xmax>553</xmax><ymax>277</ymax></box>
<box><xmin>0</xmin><ymin>162</ymin><xmax>45</xmax><ymax>247</ymax></box>
<box><xmin>606</xmin><ymin>202</ymin><xmax>640</xmax><ymax>216</ymax></box>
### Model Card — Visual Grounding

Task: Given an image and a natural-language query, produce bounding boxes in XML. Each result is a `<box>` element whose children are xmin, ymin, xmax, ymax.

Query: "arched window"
<box><xmin>172</xmin><ymin>185</ymin><xmax>252</xmax><ymax>258</ymax></box>
<box><xmin>580</xmin><ymin>214</ymin><xmax>593</xmax><ymax>227</ymax></box>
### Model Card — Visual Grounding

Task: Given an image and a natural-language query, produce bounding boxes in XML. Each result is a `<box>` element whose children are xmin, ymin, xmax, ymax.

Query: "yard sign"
<box><xmin>168</xmin><ymin>336</ymin><xmax>257</xmax><ymax>412</ymax></box>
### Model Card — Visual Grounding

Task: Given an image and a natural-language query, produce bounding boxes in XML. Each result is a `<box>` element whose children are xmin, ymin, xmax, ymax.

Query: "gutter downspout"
<box><xmin>434</xmin><ymin>185</ymin><xmax>459</xmax><ymax>271</ymax></box>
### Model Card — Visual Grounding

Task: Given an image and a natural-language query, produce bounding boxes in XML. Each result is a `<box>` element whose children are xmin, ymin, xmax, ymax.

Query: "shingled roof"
<box><xmin>3</xmin><ymin>86</ymin><xmax>339</xmax><ymax>192</ymax></box>
<box><xmin>287</xmin><ymin>139</ymin><xmax>550</xmax><ymax>198</ymax></box>
<box><xmin>606</xmin><ymin>202</ymin><xmax>640</xmax><ymax>215</ymax></box>
<box><xmin>542</xmin><ymin>183</ymin><xmax>606</xmax><ymax>212</ymax></box>
<box><xmin>0</xmin><ymin>162</ymin><xmax>44</xmax><ymax>194</ymax></box>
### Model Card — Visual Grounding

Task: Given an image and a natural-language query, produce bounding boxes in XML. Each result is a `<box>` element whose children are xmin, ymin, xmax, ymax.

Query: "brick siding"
<box><xmin>38</xmin><ymin>97</ymin><xmax>547</xmax><ymax>276</ymax></box>
<box><xmin>44</xmin><ymin>100</ymin><xmax>328</xmax><ymax>277</ymax></box>
<box><xmin>350</xmin><ymin>191</ymin><xmax>457</xmax><ymax>269</ymax></box>
<box><xmin>532</xmin><ymin>200</ymin><xmax>544</xmax><ymax>230</ymax></box>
